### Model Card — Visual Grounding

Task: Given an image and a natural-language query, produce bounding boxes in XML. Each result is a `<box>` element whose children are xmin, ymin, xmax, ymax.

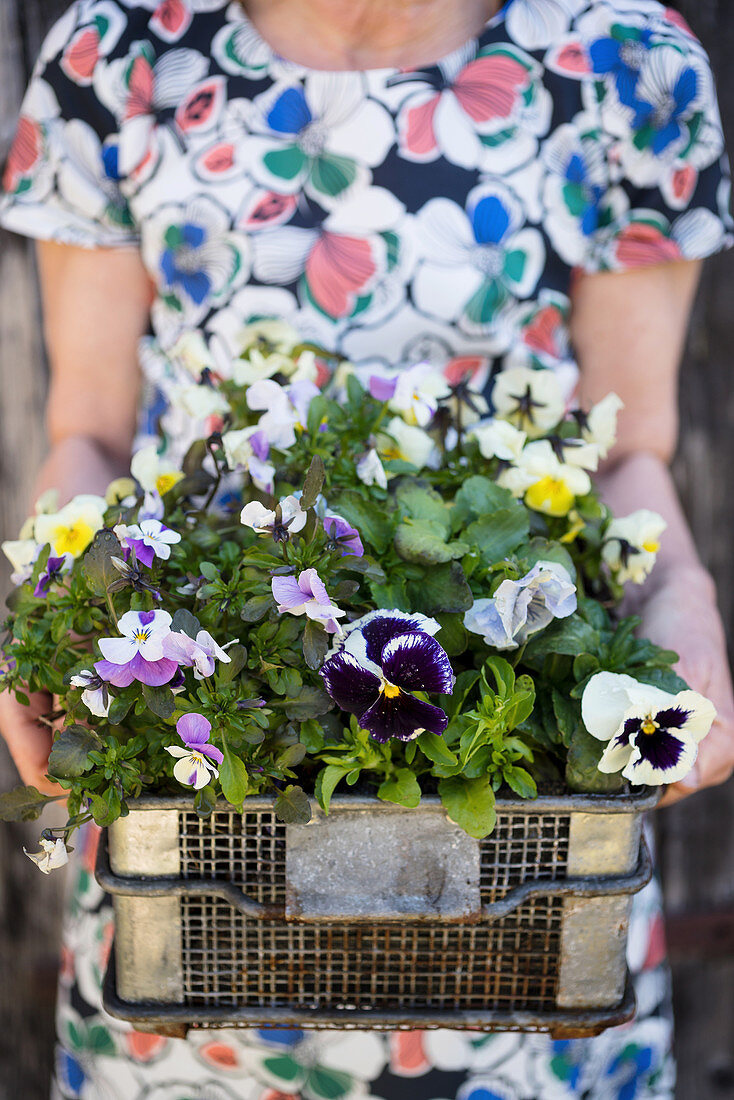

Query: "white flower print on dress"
<box><xmin>414</xmin><ymin>180</ymin><xmax>545</xmax><ymax>334</ymax></box>
<box><xmin>506</xmin><ymin>0</ymin><xmax>587</xmax><ymax>50</ymax></box>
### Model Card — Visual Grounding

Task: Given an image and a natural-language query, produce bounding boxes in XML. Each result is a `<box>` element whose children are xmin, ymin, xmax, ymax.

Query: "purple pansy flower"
<box><xmin>163</xmin><ymin>629</ymin><xmax>233</xmax><ymax>680</ymax></box>
<box><xmin>33</xmin><ymin>553</ymin><xmax>72</xmax><ymax>598</ymax></box>
<box><xmin>165</xmin><ymin>713</ymin><xmax>224</xmax><ymax>789</ymax></box>
<box><xmin>321</xmin><ymin>610</ymin><xmax>454</xmax><ymax>742</ymax></box>
<box><xmin>322</xmin><ymin>511</ymin><xmax>364</xmax><ymax>557</ymax></box>
<box><xmin>271</xmin><ymin>569</ymin><xmax>345</xmax><ymax>634</ymax></box>
<box><xmin>96</xmin><ymin>609</ymin><xmax>179</xmax><ymax>687</ymax></box>
<box><xmin>114</xmin><ymin>519</ymin><xmax>181</xmax><ymax>569</ymax></box>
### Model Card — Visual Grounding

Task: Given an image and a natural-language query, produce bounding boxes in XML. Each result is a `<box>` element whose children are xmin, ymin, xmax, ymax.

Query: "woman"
<box><xmin>1</xmin><ymin>0</ymin><xmax>733</xmax><ymax>1096</ymax></box>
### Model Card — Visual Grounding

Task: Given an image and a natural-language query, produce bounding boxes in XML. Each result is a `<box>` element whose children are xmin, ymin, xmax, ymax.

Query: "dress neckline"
<box><xmin>230</xmin><ymin>1</ymin><xmax>512</xmax><ymax>77</ymax></box>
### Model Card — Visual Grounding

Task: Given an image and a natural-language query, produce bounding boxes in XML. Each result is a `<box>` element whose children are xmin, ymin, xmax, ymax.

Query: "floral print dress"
<box><xmin>1</xmin><ymin>0</ymin><xmax>731</xmax><ymax>1096</ymax></box>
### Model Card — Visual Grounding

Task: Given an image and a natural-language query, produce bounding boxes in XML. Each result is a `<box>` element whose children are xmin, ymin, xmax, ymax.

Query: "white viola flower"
<box><xmin>221</xmin><ymin>427</ymin><xmax>275</xmax><ymax>493</ymax></box>
<box><xmin>246</xmin><ymin>378</ymin><xmax>319</xmax><ymax>449</ymax></box>
<box><xmin>378</xmin><ymin>417</ymin><xmax>437</xmax><ymax>470</ymax></box>
<box><xmin>130</xmin><ymin>444</ymin><xmax>184</xmax><ymax>497</ymax></box>
<box><xmin>391</xmin><ymin>363</ymin><xmax>451</xmax><ymax>428</ymax></box>
<box><xmin>603</xmin><ymin>510</ymin><xmax>667</xmax><ymax>585</ymax></box>
<box><xmin>582</xmin><ymin>671</ymin><xmax>716</xmax><ymax>786</ymax></box>
<box><xmin>169</xmin><ymin>330</ymin><xmax>217</xmax><ymax>378</ymax></box>
<box><xmin>239</xmin><ymin>318</ymin><xmax>299</xmax><ymax>356</ymax></box>
<box><xmin>165</xmin><ymin>714</ymin><xmax>224</xmax><ymax>790</ymax></box>
<box><xmin>114</xmin><ymin>518</ymin><xmax>181</xmax><ymax>567</ymax></box>
<box><xmin>581</xmin><ymin>392</ymin><xmax>624</xmax><ymax>459</ymax></box>
<box><xmin>69</xmin><ymin>670</ymin><xmax>111</xmax><ymax>717</ymax></box>
<box><xmin>290</xmin><ymin>349</ymin><xmax>319</xmax><ymax>383</ymax></box>
<box><xmin>464</xmin><ymin>561</ymin><xmax>577</xmax><ymax>650</ymax></box>
<box><xmin>553</xmin><ymin>437</ymin><xmax>600</xmax><ymax>472</ymax></box>
<box><xmin>492</xmin><ymin>366</ymin><xmax>566</xmax><ymax>438</ymax></box>
<box><xmin>34</xmin><ymin>495</ymin><xmax>107</xmax><ymax>558</ymax></box>
<box><xmin>24</xmin><ymin>836</ymin><xmax>69</xmax><ymax>875</ymax></box>
<box><xmin>356</xmin><ymin>448</ymin><xmax>388</xmax><ymax>490</ymax></box>
<box><xmin>2</xmin><ymin>538</ymin><xmax>39</xmax><ymax>585</ymax></box>
<box><xmin>241</xmin><ymin>495</ymin><xmax>308</xmax><ymax>538</ymax></box>
<box><xmin>172</xmin><ymin>383</ymin><xmax>230</xmax><ymax>419</ymax></box>
<box><xmin>468</xmin><ymin>418</ymin><xmax>527</xmax><ymax>462</ymax></box>
<box><xmin>498</xmin><ymin>440</ymin><xmax>591</xmax><ymax>517</ymax></box>
<box><xmin>98</xmin><ymin>609</ymin><xmax>173</xmax><ymax>664</ymax></box>
<box><xmin>231</xmin><ymin>345</ymin><xmax>295</xmax><ymax>386</ymax></box>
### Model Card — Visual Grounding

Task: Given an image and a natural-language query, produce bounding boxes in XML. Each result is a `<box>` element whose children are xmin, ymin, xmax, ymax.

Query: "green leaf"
<box><xmin>565</xmin><ymin>725</ymin><xmax>626</xmax><ymax>793</ymax></box>
<box><xmin>418</xmin><ymin>731</ymin><xmax>458</xmax><ymax>767</ymax></box>
<box><xmin>395</xmin><ymin>484</ymin><xmax>451</xmax><ymax>537</ymax></box>
<box><xmin>552</xmin><ymin>688</ymin><xmax>581</xmax><ymax>746</ymax></box>
<box><xmin>284</xmin><ymin>685</ymin><xmax>332</xmax><ymax>720</ymax></box>
<box><xmin>411</xmin><ymin>562</ymin><xmax>473</xmax><ymax>614</ymax></box>
<box><xmin>301</xmin><ymin>455</ymin><xmax>326</xmax><ymax>510</ymax></box>
<box><xmin>438</xmin><ymin>776</ymin><xmax>497</xmax><ymax>839</ymax></box>
<box><xmin>302</xmin><ymin>619</ymin><xmax>330</xmax><ymax>670</ymax></box>
<box><xmin>524</xmin><ymin>616</ymin><xmax>601</xmax><ymax>661</ymax></box>
<box><xmin>199</xmin><ymin>561</ymin><xmax>219</xmax><ymax>582</ymax></box>
<box><xmin>274</xmin><ymin>784</ymin><xmax>312</xmax><ymax>824</ymax></box>
<box><xmin>107</xmin><ymin>688</ymin><xmax>136</xmax><ymax>726</ymax></box>
<box><xmin>81</xmin><ymin>529</ymin><xmax>122</xmax><ymax>597</ymax></box>
<box><xmin>435</xmin><ymin>613</ymin><xmax>468</xmax><ymax>656</ymax></box>
<box><xmin>635</xmin><ymin>667</ymin><xmax>688</xmax><ymax>694</ymax></box>
<box><xmin>394</xmin><ymin>521</ymin><xmax>469</xmax><ymax>564</ymax></box>
<box><xmin>0</xmin><ymin>785</ymin><xmax>62</xmax><ymax>822</ymax></box>
<box><xmin>299</xmin><ymin>719</ymin><xmax>325</xmax><ymax>752</ymax></box>
<box><xmin>141</xmin><ymin>684</ymin><xmax>175</xmax><ymax>720</ymax></box>
<box><xmin>171</xmin><ymin>609</ymin><xmax>201</xmax><ymax>638</ymax></box>
<box><xmin>520</xmin><ymin>537</ymin><xmax>577</xmax><ymax>581</ymax></box>
<box><xmin>333</xmin><ymin>491</ymin><xmax>393</xmax><ymax>554</ymax></box>
<box><xmin>451</xmin><ymin>477</ymin><xmax>516</xmax><ymax>529</ymax></box>
<box><xmin>217</xmin><ymin>643</ymin><xmax>247</xmax><ymax>684</ymax></box>
<box><xmin>465</xmin><ymin>507</ymin><xmax>529</xmax><ymax>565</ymax></box>
<box><xmin>240</xmin><ymin>595</ymin><xmax>274</xmax><ymax>622</ymax></box>
<box><xmin>278</xmin><ymin>743</ymin><xmax>308</xmax><ymax>768</ymax></box>
<box><xmin>315</xmin><ymin>763</ymin><xmax>350</xmax><ymax>813</ymax></box>
<box><xmin>502</xmin><ymin>765</ymin><xmax>537</xmax><ymax>800</ymax></box>
<box><xmin>48</xmin><ymin>725</ymin><xmax>101</xmax><ymax>779</ymax></box>
<box><xmin>183</xmin><ymin>439</ymin><xmax>208</xmax><ymax>477</ymax></box>
<box><xmin>220</xmin><ymin>742</ymin><xmax>250</xmax><ymax>806</ymax></box>
<box><xmin>194</xmin><ymin>784</ymin><xmax>217</xmax><ymax>818</ymax></box>
<box><xmin>378</xmin><ymin>768</ymin><xmax>422</xmax><ymax>808</ymax></box>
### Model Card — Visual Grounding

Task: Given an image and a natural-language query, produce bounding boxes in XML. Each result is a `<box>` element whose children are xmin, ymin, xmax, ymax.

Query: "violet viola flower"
<box><xmin>96</xmin><ymin>609</ymin><xmax>179</xmax><ymax>687</ymax></box>
<box><xmin>33</xmin><ymin>553</ymin><xmax>72</xmax><ymax>598</ymax></box>
<box><xmin>165</xmin><ymin>713</ymin><xmax>224</xmax><ymax>789</ymax></box>
<box><xmin>321</xmin><ymin>610</ymin><xmax>454</xmax><ymax>742</ymax></box>
<box><xmin>322</xmin><ymin>512</ymin><xmax>364</xmax><ymax>557</ymax></box>
<box><xmin>271</xmin><ymin>569</ymin><xmax>345</xmax><ymax>634</ymax></box>
<box><xmin>163</xmin><ymin>629</ymin><xmax>233</xmax><ymax>680</ymax></box>
<box><xmin>114</xmin><ymin>519</ymin><xmax>181</xmax><ymax>568</ymax></box>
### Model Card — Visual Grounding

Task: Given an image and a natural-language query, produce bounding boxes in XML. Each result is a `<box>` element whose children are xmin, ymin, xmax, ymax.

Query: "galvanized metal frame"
<box><xmin>98</xmin><ymin>789</ymin><xmax>660</xmax><ymax>1036</ymax></box>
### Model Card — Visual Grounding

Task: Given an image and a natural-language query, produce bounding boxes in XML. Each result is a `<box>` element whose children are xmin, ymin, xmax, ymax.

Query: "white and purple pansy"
<box><xmin>95</xmin><ymin>609</ymin><xmax>179</xmax><ymax>687</ymax></box>
<box><xmin>69</xmin><ymin>669</ymin><xmax>111</xmax><ymax>718</ymax></box>
<box><xmin>582</xmin><ymin>671</ymin><xmax>716</xmax><ymax>786</ymax></box>
<box><xmin>165</xmin><ymin>713</ymin><xmax>224</xmax><ymax>790</ymax></box>
<box><xmin>33</xmin><ymin>552</ymin><xmax>72</xmax><ymax>598</ymax></box>
<box><xmin>241</xmin><ymin>495</ymin><xmax>308</xmax><ymax>540</ymax></box>
<box><xmin>320</xmin><ymin>610</ymin><xmax>454</xmax><ymax>743</ymax></box>
<box><xmin>114</xmin><ymin>518</ymin><xmax>181</xmax><ymax>568</ymax></box>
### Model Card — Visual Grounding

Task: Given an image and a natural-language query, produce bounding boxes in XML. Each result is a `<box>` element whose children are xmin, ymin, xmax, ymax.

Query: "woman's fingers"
<box><xmin>0</xmin><ymin>691</ymin><xmax>59</xmax><ymax>796</ymax></box>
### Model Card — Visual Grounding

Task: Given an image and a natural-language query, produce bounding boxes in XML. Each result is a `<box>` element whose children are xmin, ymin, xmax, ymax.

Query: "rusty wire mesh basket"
<box><xmin>96</xmin><ymin>789</ymin><xmax>659</xmax><ymax>1038</ymax></box>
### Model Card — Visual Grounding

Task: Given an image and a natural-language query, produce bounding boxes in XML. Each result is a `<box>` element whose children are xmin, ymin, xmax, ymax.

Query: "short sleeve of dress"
<box><xmin>0</xmin><ymin>2</ymin><xmax>138</xmax><ymax>249</ymax></box>
<box><xmin>576</xmin><ymin>8</ymin><xmax>733</xmax><ymax>273</ymax></box>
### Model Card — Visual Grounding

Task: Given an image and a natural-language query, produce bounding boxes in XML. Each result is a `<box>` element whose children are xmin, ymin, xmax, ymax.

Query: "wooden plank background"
<box><xmin>0</xmin><ymin>1</ymin><xmax>732</xmax><ymax>1095</ymax></box>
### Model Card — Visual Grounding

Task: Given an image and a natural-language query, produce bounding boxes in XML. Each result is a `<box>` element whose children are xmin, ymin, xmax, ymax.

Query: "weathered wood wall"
<box><xmin>0</xmin><ymin>1</ymin><xmax>732</xmax><ymax>1096</ymax></box>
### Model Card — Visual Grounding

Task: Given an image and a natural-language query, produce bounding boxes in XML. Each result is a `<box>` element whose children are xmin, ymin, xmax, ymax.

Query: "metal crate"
<box><xmin>96</xmin><ymin>791</ymin><xmax>658</xmax><ymax>1037</ymax></box>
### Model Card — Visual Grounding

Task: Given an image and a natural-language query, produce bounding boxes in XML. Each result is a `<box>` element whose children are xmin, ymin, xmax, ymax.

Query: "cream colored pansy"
<box><xmin>492</xmin><ymin>365</ymin><xmax>566</xmax><ymax>438</ymax></box>
<box><xmin>171</xmin><ymin>383</ymin><xmax>230</xmax><ymax>419</ymax></box>
<box><xmin>221</xmin><ymin>427</ymin><xmax>275</xmax><ymax>493</ymax></box>
<box><xmin>582</xmin><ymin>392</ymin><xmax>624</xmax><ymax>460</ymax></box>
<box><xmin>582</xmin><ymin>671</ymin><xmax>716</xmax><ymax>786</ymax></box>
<box><xmin>356</xmin><ymin>448</ymin><xmax>388</xmax><ymax>489</ymax></box>
<box><xmin>34</xmin><ymin>494</ymin><xmax>107</xmax><ymax>558</ymax></box>
<box><xmin>104</xmin><ymin>477</ymin><xmax>137</xmax><ymax>507</ymax></box>
<box><xmin>468</xmin><ymin>418</ymin><xmax>527</xmax><ymax>461</ymax></box>
<box><xmin>169</xmin><ymin>329</ymin><xmax>217</xmax><ymax>378</ymax></box>
<box><xmin>388</xmin><ymin>363</ymin><xmax>451</xmax><ymax>428</ymax></box>
<box><xmin>130</xmin><ymin>444</ymin><xmax>184</xmax><ymax>497</ymax></box>
<box><xmin>19</xmin><ymin>488</ymin><xmax>60</xmax><ymax>540</ymax></box>
<box><xmin>24</xmin><ymin>836</ymin><xmax>69</xmax><ymax>874</ymax></box>
<box><xmin>1</xmin><ymin>538</ymin><xmax>38</xmax><ymax>585</ymax></box>
<box><xmin>499</xmin><ymin>440</ymin><xmax>591</xmax><ymax>517</ymax></box>
<box><xmin>378</xmin><ymin>417</ymin><xmax>437</xmax><ymax>470</ymax></box>
<box><xmin>603</xmin><ymin>509</ymin><xmax>667</xmax><ymax>584</ymax></box>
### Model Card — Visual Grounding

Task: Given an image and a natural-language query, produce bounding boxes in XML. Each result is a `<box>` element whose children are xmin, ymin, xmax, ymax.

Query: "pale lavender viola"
<box><xmin>163</xmin><ymin>629</ymin><xmax>232</xmax><ymax>680</ymax></box>
<box><xmin>322</xmin><ymin>511</ymin><xmax>364</xmax><ymax>557</ymax></box>
<box><xmin>321</xmin><ymin>610</ymin><xmax>454</xmax><ymax>743</ymax></box>
<box><xmin>33</xmin><ymin>553</ymin><xmax>71</xmax><ymax>598</ymax></box>
<box><xmin>272</xmin><ymin>569</ymin><xmax>345</xmax><ymax>634</ymax></box>
<box><xmin>464</xmin><ymin>561</ymin><xmax>577</xmax><ymax>651</ymax></box>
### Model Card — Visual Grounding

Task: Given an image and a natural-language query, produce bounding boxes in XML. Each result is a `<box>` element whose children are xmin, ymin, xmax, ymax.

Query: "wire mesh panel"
<box><xmin>176</xmin><ymin>808</ymin><xmax>569</xmax><ymax>1013</ymax></box>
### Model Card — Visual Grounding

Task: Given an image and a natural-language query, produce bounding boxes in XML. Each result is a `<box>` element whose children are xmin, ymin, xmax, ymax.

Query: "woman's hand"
<box><xmin>636</xmin><ymin>563</ymin><xmax>734</xmax><ymax>806</ymax></box>
<box><xmin>0</xmin><ymin>689</ymin><xmax>60</xmax><ymax>796</ymax></box>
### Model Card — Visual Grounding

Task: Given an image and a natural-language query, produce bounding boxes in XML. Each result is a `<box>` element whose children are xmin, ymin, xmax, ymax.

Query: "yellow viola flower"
<box><xmin>34</xmin><ymin>495</ymin><xmax>107</xmax><ymax>558</ymax></box>
<box><xmin>130</xmin><ymin>444</ymin><xmax>184</xmax><ymax>497</ymax></box>
<box><xmin>498</xmin><ymin>441</ymin><xmax>591</xmax><ymax>517</ymax></box>
<box><xmin>602</xmin><ymin>509</ymin><xmax>667</xmax><ymax>584</ymax></box>
<box><xmin>378</xmin><ymin>417</ymin><xmax>437</xmax><ymax>470</ymax></box>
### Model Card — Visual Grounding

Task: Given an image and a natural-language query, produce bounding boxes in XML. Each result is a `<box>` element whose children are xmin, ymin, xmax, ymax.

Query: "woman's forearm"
<box><xmin>596</xmin><ymin>449</ymin><xmax>716</xmax><ymax>608</ymax></box>
<box><xmin>31</xmin><ymin>434</ymin><xmax>132</xmax><ymax>508</ymax></box>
